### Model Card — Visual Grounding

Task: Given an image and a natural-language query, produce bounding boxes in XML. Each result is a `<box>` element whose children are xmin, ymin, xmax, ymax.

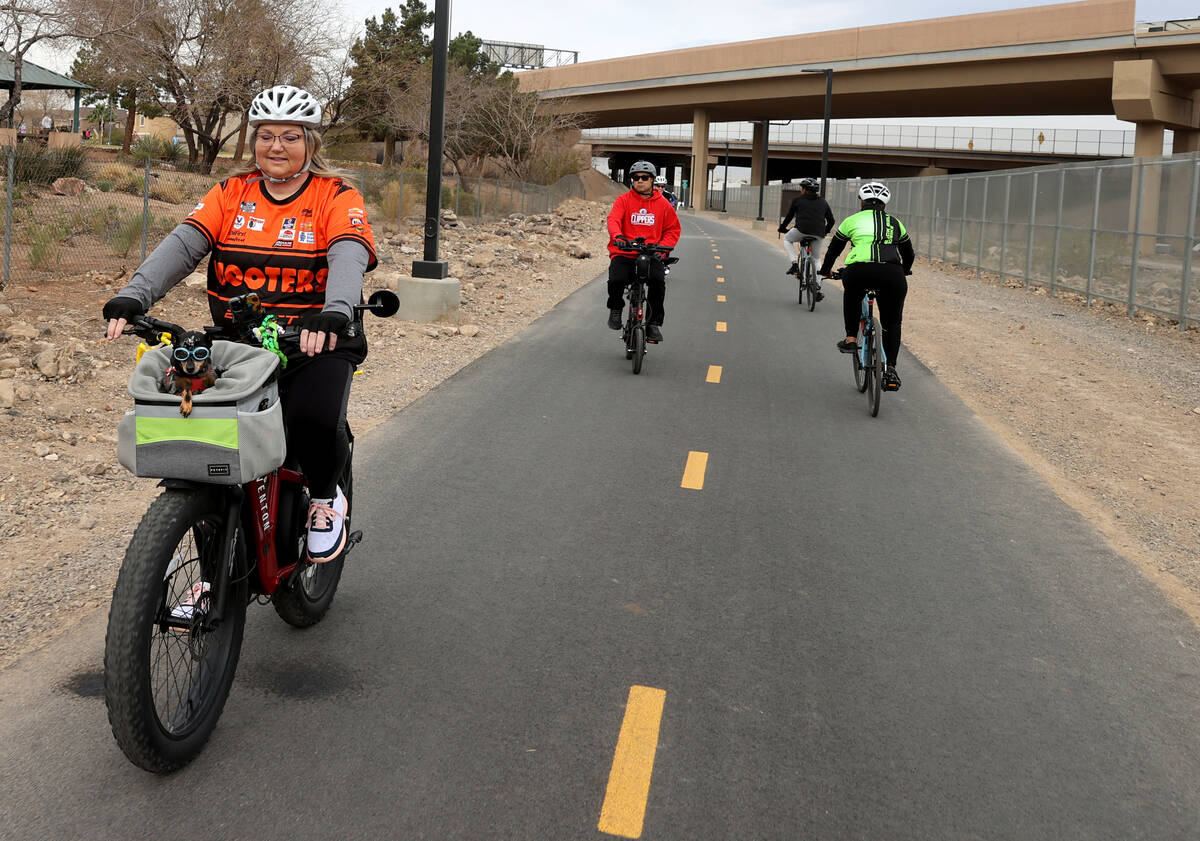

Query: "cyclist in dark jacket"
<box><xmin>779</xmin><ymin>178</ymin><xmax>835</xmax><ymax>295</ymax></box>
<box><xmin>819</xmin><ymin>180</ymin><xmax>914</xmax><ymax>391</ymax></box>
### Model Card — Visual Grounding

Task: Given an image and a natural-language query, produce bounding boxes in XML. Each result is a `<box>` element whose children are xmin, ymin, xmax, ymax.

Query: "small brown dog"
<box><xmin>161</xmin><ymin>331</ymin><xmax>217</xmax><ymax>417</ymax></box>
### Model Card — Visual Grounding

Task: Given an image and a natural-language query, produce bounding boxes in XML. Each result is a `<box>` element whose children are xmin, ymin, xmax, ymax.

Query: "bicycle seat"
<box><xmin>798</xmin><ymin>236</ymin><xmax>818</xmax><ymax>245</ymax></box>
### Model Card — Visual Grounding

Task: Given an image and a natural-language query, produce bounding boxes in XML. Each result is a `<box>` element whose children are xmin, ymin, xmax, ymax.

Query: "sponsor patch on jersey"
<box><xmin>349</xmin><ymin>216</ymin><xmax>363</xmax><ymax>226</ymax></box>
<box><xmin>233</xmin><ymin>215</ymin><xmax>245</xmax><ymax>229</ymax></box>
<box><xmin>299</xmin><ymin>221</ymin><xmax>313</xmax><ymax>231</ymax></box>
<box><xmin>189</xmin><ymin>202</ymin><xmax>204</xmax><ymax>215</ymax></box>
<box><xmin>277</xmin><ymin>228</ymin><xmax>295</xmax><ymax>240</ymax></box>
<box><xmin>247</xmin><ymin>217</ymin><xmax>265</xmax><ymax>231</ymax></box>
<box><xmin>302</xmin><ymin>208</ymin><xmax>313</xmax><ymax>218</ymax></box>
<box><xmin>348</xmin><ymin>207</ymin><xmax>365</xmax><ymax>216</ymax></box>
<box><xmin>239</xmin><ymin>201</ymin><xmax>256</xmax><ymax>213</ymax></box>
<box><xmin>298</xmin><ymin>231</ymin><xmax>315</xmax><ymax>244</ymax></box>
<box><xmin>272</xmin><ymin>239</ymin><xmax>294</xmax><ymax>248</ymax></box>
<box><xmin>353</xmin><ymin>226</ymin><xmax>365</xmax><ymax>234</ymax></box>
<box><xmin>630</xmin><ymin>209</ymin><xmax>656</xmax><ymax>226</ymax></box>
<box><xmin>281</xmin><ymin>217</ymin><xmax>296</xmax><ymax>229</ymax></box>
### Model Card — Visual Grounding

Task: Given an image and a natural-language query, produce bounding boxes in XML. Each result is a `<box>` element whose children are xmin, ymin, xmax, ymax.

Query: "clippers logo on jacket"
<box><xmin>607</xmin><ymin>189</ymin><xmax>681</xmax><ymax>258</ymax></box>
<box><xmin>183</xmin><ymin>172</ymin><xmax>377</xmax><ymax>327</ymax></box>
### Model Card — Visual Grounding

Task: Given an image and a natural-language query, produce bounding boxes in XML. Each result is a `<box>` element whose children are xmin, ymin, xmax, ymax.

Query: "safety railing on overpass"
<box><xmin>584</xmin><ymin>123</ymin><xmax>1174</xmax><ymax>158</ymax></box>
<box><xmin>713</xmin><ymin>152</ymin><xmax>1200</xmax><ymax>330</ymax></box>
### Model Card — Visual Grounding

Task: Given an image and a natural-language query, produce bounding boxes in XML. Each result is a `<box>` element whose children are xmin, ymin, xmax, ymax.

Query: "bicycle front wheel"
<box><xmin>867</xmin><ymin>326</ymin><xmax>884</xmax><ymax>417</ymax></box>
<box><xmin>631</xmin><ymin>324</ymin><xmax>646</xmax><ymax>374</ymax></box>
<box><xmin>104</xmin><ymin>489</ymin><xmax>247</xmax><ymax>773</ymax></box>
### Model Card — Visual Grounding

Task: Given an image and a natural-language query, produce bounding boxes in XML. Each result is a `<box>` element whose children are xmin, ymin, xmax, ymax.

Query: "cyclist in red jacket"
<box><xmin>606</xmin><ymin>160</ymin><xmax>681</xmax><ymax>343</ymax></box>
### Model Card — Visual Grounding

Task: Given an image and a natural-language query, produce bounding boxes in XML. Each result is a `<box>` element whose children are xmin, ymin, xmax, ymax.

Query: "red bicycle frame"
<box><xmin>244</xmin><ymin>466</ymin><xmax>306</xmax><ymax>596</ymax></box>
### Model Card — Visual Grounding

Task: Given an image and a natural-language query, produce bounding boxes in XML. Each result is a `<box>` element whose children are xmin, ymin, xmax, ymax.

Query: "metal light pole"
<box><xmin>756</xmin><ymin>119</ymin><xmax>768</xmax><ymax>221</ymax></box>
<box><xmin>723</xmin><ymin>139</ymin><xmax>729</xmax><ymax>212</ymax></box>
<box><xmin>413</xmin><ymin>0</ymin><xmax>451</xmax><ymax>279</ymax></box>
<box><xmin>801</xmin><ymin>68</ymin><xmax>833</xmax><ymax>196</ymax></box>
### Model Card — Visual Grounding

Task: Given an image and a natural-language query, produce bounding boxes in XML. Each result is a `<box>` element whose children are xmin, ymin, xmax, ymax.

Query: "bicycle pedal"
<box><xmin>344</xmin><ymin>529</ymin><xmax>364</xmax><ymax>554</ymax></box>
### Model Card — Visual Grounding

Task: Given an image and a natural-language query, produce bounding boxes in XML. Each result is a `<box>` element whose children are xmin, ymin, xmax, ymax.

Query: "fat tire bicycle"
<box><xmin>615</xmin><ymin>236</ymin><xmax>677</xmax><ymax>375</ymax></box>
<box><xmin>103</xmin><ymin>290</ymin><xmax>398</xmax><ymax>773</ymax></box>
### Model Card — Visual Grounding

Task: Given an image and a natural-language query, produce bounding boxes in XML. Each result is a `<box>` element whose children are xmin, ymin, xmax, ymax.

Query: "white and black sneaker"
<box><xmin>306</xmin><ymin>486</ymin><xmax>347</xmax><ymax>563</ymax></box>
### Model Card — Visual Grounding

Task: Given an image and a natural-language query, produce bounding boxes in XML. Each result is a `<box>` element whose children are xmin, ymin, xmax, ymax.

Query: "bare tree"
<box><xmin>82</xmin><ymin>0</ymin><xmax>339</xmax><ymax>170</ymax></box>
<box><xmin>469</xmin><ymin>77</ymin><xmax>583</xmax><ymax>182</ymax></box>
<box><xmin>0</xmin><ymin>0</ymin><xmax>149</xmax><ymax>125</ymax></box>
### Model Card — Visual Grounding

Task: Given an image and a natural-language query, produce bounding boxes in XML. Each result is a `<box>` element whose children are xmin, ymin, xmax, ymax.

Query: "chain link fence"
<box><xmin>0</xmin><ymin>145</ymin><xmax>591</xmax><ymax>288</ymax></box>
<box><xmin>715</xmin><ymin>152</ymin><xmax>1200</xmax><ymax>330</ymax></box>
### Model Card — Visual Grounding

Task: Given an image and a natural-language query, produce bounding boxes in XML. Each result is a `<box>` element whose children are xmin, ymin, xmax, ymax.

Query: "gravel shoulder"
<box><xmin>2</xmin><ymin>201</ymin><xmax>1199</xmax><ymax>671</ymax></box>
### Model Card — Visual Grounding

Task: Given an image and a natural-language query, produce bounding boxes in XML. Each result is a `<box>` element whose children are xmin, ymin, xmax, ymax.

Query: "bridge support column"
<box><xmin>918</xmin><ymin>165</ymin><xmax>949</xmax><ymax>177</ymax></box>
<box><xmin>690</xmin><ymin>108</ymin><xmax>710</xmax><ymax>211</ymax></box>
<box><xmin>1173</xmin><ymin>128</ymin><xmax>1200</xmax><ymax>154</ymax></box>
<box><xmin>751</xmin><ymin>122</ymin><xmax>765</xmax><ymax>185</ymax></box>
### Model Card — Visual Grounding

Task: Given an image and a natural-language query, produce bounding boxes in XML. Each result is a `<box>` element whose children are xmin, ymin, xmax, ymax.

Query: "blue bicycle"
<box><xmin>834</xmin><ymin>269</ymin><xmax>885</xmax><ymax>417</ymax></box>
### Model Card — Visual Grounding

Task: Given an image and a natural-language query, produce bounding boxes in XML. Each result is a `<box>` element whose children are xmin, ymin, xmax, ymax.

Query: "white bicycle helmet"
<box><xmin>857</xmin><ymin>181</ymin><xmax>891</xmax><ymax>204</ymax></box>
<box><xmin>248</xmin><ymin>85</ymin><xmax>322</xmax><ymax>127</ymax></box>
<box><xmin>654</xmin><ymin>174</ymin><xmax>668</xmax><ymax>187</ymax></box>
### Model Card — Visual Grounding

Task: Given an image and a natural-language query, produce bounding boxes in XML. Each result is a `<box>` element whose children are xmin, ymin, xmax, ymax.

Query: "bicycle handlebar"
<box><xmin>614</xmin><ymin>236</ymin><xmax>672</xmax><ymax>256</ymax></box>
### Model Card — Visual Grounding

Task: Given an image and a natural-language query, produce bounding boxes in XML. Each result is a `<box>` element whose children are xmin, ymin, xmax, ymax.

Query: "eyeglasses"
<box><xmin>631</xmin><ymin>174</ymin><xmax>653</xmax><ymax>181</ymax></box>
<box><xmin>254</xmin><ymin>131</ymin><xmax>305</xmax><ymax>147</ymax></box>
<box><xmin>173</xmin><ymin>346</ymin><xmax>210</xmax><ymax>362</ymax></box>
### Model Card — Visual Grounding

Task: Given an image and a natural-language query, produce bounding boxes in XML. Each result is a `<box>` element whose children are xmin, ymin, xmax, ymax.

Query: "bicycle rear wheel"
<box><xmin>631</xmin><ymin>324</ymin><xmax>646</xmax><ymax>374</ymax></box>
<box><xmin>804</xmin><ymin>261</ymin><xmax>817</xmax><ymax>312</ymax></box>
<box><xmin>104</xmin><ymin>488</ymin><xmax>247</xmax><ymax>773</ymax></box>
<box><xmin>867</xmin><ymin>326</ymin><xmax>883</xmax><ymax>417</ymax></box>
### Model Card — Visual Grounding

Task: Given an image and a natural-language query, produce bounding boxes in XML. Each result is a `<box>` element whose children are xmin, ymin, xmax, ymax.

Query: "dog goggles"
<box><xmin>172</xmin><ymin>346</ymin><xmax>210</xmax><ymax>362</ymax></box>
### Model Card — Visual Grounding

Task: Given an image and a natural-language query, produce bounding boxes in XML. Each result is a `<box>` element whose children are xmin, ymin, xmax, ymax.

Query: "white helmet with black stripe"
<box><xmin>857</xmin><ymin>181</ymin><xmax>891</xmax><ymax>205</ymax></box>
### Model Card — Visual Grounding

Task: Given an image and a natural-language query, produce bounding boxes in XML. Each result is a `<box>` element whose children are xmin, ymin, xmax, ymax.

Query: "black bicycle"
<box><xmin>615</xmin><ymin>237</ymin><xmax>677</xmax><ymax>375</ymax></box>
<box><xmin>832</xmin><ymin>268</ymin><xmax>885</xmax><ymax>417</ymax></box>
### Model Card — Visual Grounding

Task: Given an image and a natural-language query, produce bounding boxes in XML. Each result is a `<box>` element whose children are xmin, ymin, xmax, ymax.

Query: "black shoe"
<box><xmin>786</xmin><ymin>263</ymin><xmax>799</xmax><ymax>276</ymax></box>
<box><xmin>882</xmin><ymin>368</ymin><xmax>901</xmax><ymax>390</ymax></box>
<box><xmin>837</xmin><ymin>339</ymin><xmax>858</xmax><ymax>353</ymax></box>
<box><xmin>607</xmin><ymin>309</ymin><xmax>622</xmax><ymax>330</ymax></box>
<box><xmin>646</xmin><ymin>324</ymin><xmax>663</xmax><ymax>343</ymax></box>
<box><xmin>815</xmin><ymin>291</ymin><xmax>825</xmax><ymax>302</ymax></box>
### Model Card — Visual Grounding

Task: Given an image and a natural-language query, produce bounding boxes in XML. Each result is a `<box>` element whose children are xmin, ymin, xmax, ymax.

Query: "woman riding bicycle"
<box><xmin>103</xmin><ymin>84</ymin><xmax>378</xmax><ymax>563</ymax></box>
<box><xmin>819</xmin><ymin>181</ymin><xmax>914</xmax><ymax>391</ymax></box>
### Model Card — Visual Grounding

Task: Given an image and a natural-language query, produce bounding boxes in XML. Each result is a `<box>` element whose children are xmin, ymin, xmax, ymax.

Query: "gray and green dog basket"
<box><xmin>118</xmin><ymin>341</ymin><xmax>286</xmax><ymax>484</ymax></box>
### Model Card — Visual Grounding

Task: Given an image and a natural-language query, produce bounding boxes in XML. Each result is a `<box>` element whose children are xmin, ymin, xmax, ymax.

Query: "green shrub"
<box><xmin>8</xmin><ymin>144</ymin><xmax>89</xmax><ymax>184</ymax></box>
<box><xmin>130</xmin><ymin>136</ymin><xmax>163</xmax><ymax>163</ymax></box>
<box><xmin>97</xmin><ymin>179</ymin><xmax>114</xmax><ymax>192</ymax></box>
<box><xmin>110</xmin><ymin>127</ymin><xmax>125</xmax><ymax>147</ymax></box>
<box><xmin>28</xmin><ymin>223</ymin><xmax>69</xmax><ymax>269</ymax></box>
<box><xmin>160</xmin><ymin>140</ymin><xmax>183</xmax><ymax>164</ymax></box>
<box><xmin>110</xmin><ymin>213</ymin><xmax>145</xmax><ymax>256</ymax></box>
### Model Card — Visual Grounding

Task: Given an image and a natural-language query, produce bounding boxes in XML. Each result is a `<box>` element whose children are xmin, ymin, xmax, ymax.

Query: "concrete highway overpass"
<box><xmin>519</xmin><ymin>0</ymin><xmax>1200</xmax><ymax>209</ymax></box>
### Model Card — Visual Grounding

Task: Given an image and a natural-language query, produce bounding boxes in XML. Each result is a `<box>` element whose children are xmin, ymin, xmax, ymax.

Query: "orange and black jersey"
<box><xmin>184</xmin><ymin>171</ymin><xmax>378</xmax><ymax>329</ymax></box>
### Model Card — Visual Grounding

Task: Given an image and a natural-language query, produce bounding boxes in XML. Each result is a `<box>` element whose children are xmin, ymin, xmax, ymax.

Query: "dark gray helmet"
<box><xmin>629</xmin><ymin>160</ymin><xmax>656</xmax><ymax>177</ymax></box>
<box><xmin>800</xmin><ymin>177</ymin><xmax>819</xmax><ymax>191</ymax></box>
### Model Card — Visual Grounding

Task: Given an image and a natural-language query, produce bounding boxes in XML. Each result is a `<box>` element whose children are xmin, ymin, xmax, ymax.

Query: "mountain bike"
<box><xmin>103</xmin><ymin>290</ymin><xmax>399</xmax><ymax>773</ymax></box>
<box><xmin>833</xmin><ymin>268</ymin><xmax>885</xmax><ymax>417</ymax></box>
<box><xmin>615</xmin><ymin>236</ymin><xmax>677</xmax><ymax>375</ymax></box>
<box><xmin>797</xmin><ymin>237</ymin><xmax>820</xmax><ymax>311</ymax></box>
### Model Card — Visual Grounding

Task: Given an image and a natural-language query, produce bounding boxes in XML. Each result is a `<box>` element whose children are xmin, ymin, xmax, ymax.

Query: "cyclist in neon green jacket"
<box><xmin>819</xmin><ymin>181</ymin><xmax>915</xmax><ymax>391</ymax></box>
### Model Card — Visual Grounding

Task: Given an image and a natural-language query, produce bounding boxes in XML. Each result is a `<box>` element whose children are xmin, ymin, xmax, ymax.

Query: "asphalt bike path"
<box><xmin>2</xmin><ymin>215</ymin><xmax>1200</xmax><ymax>839</ymax></box>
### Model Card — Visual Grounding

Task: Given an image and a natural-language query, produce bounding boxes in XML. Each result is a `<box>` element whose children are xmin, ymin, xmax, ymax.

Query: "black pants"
<box><xmin>607</xmin><ymin>256</ymin><xmax>666</xmax><ymax>326</ymax></box>
<box><xmin>841</xmin><ymin>262</ymin><xmax>908</xmax><ymax>367</ymax></box>
<box><xmin>279</xmin><ymin>355</ymin><xmax>354</xmax><ymax>499</ymax></box>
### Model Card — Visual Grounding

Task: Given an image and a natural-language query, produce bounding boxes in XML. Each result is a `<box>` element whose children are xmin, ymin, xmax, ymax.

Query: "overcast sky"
<box><xmin>27</xmin><ymin>0</ymin><xmax>1197</xmax><ymax>128</ymax></box>
<box><xmin>337</xmin><ymin>0</ymin><xmax>1194</xmax><ymax>64</ymax></box>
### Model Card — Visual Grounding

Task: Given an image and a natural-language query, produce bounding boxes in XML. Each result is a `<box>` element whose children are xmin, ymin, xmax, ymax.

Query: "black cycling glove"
<box><xmin>300</xmin><ymin>310</ymin><xmax>349</xmax><ymax>336</ymax></box>
<box><xmin>102</xmin><ymin>296</ymin><xmax>145</xmax><ymax>323</ymax></box>
<box><xmin>777</xmin><ymin>224</ymin><xmax>788</xmax><ymax>234</ymax></box>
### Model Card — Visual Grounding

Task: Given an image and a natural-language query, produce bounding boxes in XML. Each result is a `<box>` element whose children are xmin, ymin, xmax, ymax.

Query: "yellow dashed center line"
<box><xmin>717</xmin><ymin>295</ymin><xmax>726</xmax><ymax>302</ymax></box>
<box><xmin>599</xmin><ymin>686</ymin><xmax>668</xmax><ymax>839</ymax></box>
<box><xmin>681</xmin><ymin>451</ymin><xmax>709</xmax><ymax>489</ymax></box>
<box><xmin>716</xmin><ymin>322</ymin><xmax>727</xmax><ymax>332</ymax></box>
<box><xmin>717</xmin><ymin>277</ymin><xmax>725</xmax><ymax>283</ymax></box>
<box><xmin>715</xmin><ymin>265</ymin><xmax>723</xmax><ymax>269</ymax></box>
<box><xmin>706</xmin><ymin>365</ymin><xmax>722</xmax><ymax>383</ymax></box>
